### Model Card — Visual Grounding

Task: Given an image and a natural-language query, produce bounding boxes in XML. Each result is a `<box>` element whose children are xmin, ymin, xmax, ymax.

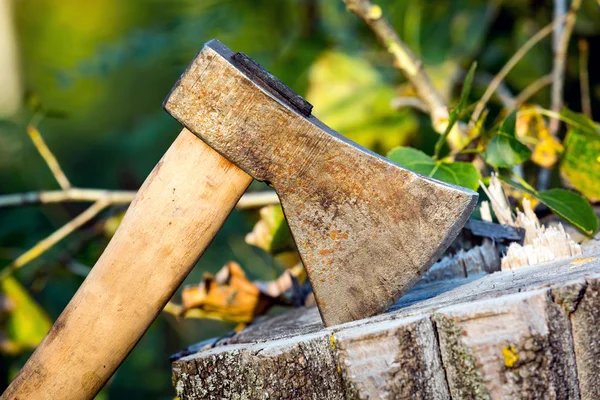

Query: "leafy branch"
<box><xmin>342</xmin><ymin>0</ymin><xmax>467</xmax><ymax>150</ymax></box>
<box><xmin>357</xmin><ymin>1</ymin><xmax>598</xmax><ymax>237</ymax></box>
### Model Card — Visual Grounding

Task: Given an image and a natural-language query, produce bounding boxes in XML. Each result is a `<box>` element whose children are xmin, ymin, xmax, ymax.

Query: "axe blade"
<box><xmin>165</xmin><ymin>40</ymin><xmax>478</xmax><ymax>326</ymax></box>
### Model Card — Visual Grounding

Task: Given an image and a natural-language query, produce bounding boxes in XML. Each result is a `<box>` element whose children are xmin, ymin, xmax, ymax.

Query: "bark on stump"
<box><xmin>172</xmin><ymin>241</ymin><xmax>600</xmax><ymax>399</ymax></box>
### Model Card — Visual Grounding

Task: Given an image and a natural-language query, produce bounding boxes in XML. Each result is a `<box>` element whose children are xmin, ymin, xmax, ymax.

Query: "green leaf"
<box><xmin>484</xmin><ymin>110</ymin><xmax>532</xmax><ymax>168</ymax></box>
<box><xmin>433</xmin><ymin>62</ymin><xmax>477</xmax><ymax>159</ymax></box>
<box><xmin>1</xmin><ymin>276</ymin><xmax>52</xmax><ymax>355</ymax></box>
<box><xmin>387</xmin><ymin>147</ymin><xmax>481</xmax><ymax>191</ymax></box>
<box><xmin>560</xmin><ymin>127</ymin><xmax>600</xmax><ymax>202</ymax></box>
<box><xmin>560</xmin><ymin>108</ymin><xmax>599</xmax><ymax>136</ymax></box>
<box><xmin>535</xmin><ymin>189</ymin><xmax>598</xmax><ymax>237</ymax></box>
<box><xmin>501</xmin><ymin>173</ymin><xmax>598</xmax><ymax>237</ymax></box>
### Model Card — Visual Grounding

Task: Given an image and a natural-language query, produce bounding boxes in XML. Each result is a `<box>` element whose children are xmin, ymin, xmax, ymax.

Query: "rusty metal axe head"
<box><xmin>164</xmin><ymin>40</ymin><xmax>478</xmax><ymax>326</ymax></box>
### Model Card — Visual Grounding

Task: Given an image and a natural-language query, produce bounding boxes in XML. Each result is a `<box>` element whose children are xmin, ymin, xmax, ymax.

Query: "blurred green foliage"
<box><xmin>1</xmin><ymin>0</ymin><xmax>599</xmax><ymax>398</ymax></box>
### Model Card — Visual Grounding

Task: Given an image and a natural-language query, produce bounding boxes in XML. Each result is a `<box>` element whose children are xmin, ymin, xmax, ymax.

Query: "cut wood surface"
<box><xmin>173</xmin><ymin>238</ymin><xmax>600</xmax><ymax>399</ymax></box>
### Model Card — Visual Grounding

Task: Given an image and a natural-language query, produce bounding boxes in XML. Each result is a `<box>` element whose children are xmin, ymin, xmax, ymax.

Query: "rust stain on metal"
<box><xmin>164</xmin><ymin>39</ymin><xmax>478</xmax><ymax>326</ymax></box>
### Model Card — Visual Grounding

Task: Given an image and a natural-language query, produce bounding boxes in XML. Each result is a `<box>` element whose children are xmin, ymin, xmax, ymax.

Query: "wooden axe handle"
<box><xmin>2</xmin><ymin>129</ymin><xmax>252</xmax><ymax>400</ymax></box>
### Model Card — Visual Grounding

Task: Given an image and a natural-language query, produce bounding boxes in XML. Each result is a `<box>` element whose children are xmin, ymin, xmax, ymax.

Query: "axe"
<box><xmin>2</xmin><ymin>40</ymin><xmax>477</xmax><ymax>399</ymax></box>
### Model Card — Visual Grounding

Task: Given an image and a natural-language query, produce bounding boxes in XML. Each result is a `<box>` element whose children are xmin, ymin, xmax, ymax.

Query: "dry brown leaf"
<box><xmin>180</xmin><ymin>262</ymin><xmax>273</xmax><ymax>324</ymax></box>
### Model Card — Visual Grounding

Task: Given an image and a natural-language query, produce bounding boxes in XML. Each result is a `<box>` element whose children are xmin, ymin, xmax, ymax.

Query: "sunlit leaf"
<box><xmin>560</xmin><ymin>127</ymin><xmax>600</xmax><ymax>202</ymax></box>
<box><xmin>535</xmin><ymin>189</ymin><xmax>598</xmax><ymax>237</ymax></box>
<box><xmin>560</xmin><ymin>108</ymin><xmax>599</xmax><ymax>136</ymax></box>
<box><xmin>245</xmin><ymin>205</ymin><xmax>295</xmax><ymax>255</ymax></box>
<box><xmin>387</xmin><ymin>147</ymin><xmax>480</xmax><ymax>191</ymax></box>
<box><xmin>305</xmin><ymin>51</ymin><xmax>417</xmax><ymax>153</ymax></box>
<box><xmin>516</xmin><ymin>105</ymin><xmax>563</xmax><ymax>168</ymax></box>
<box><xmin>501</xmin><ymin>174</ymin><xmax>598</xmax><ymax>237</ymax></box>
<box><xmin>485</xmin><ymin>110</ymin><xmax>531</xmax><ymax>168</ymax></box>
<box><xmin>0</xmin><ymin>277</ymin><xmax>52</xmax><ymax>355</ymax></box>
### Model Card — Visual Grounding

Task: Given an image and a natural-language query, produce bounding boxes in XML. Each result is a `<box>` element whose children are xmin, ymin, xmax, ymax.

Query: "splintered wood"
<box><xmin>481</xmin><ymin>175</ymin><xmax>582</xmax><ymax>271</ymax></box>
<box><xmin>173</xmin><ymin>242</ymin><xmax>600</xmax><ymax>399</ymax></box>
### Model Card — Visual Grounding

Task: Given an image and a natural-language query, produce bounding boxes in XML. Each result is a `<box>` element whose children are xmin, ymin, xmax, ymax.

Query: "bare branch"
<box><xmin>506</xmin><ymin>74</ymin><xmax>553</xmax><ymax>114</ymax></box>
<box><xmin>0</xmin><ymin>200</ymin><xmax>109</xmax><ymax>280</ymax></box>
<box><xmin>1</xmin><ymin>123</ymin><xmax>278</xmax><ymax>280</ymax></box>
<box><xmin>0</xmin><ymin>188</ymin><xmax>278</xmax><ymax>210</ymax></box>
<box><xmin>549</xmin><ymin>0</ymin><xmax>582</xmax><ymax>136</ymax></box>
<box><xmin>235</xmin><ymin>191</ymin><xmax>279</xmax><ymax>209</ymax></box>
<box><xmin>470</xmin><ymin>16</ymin><xmax>567</xmax><ymax>128</ymax></box>
<box><xmin>578</xmin><ymin>39</ymin><xmax>592</xmax><ymax>118</ymax></box>
<box><xmin>342</xmin><ymin>0</ymin><xmax>466</xmax><ymax>150</ymax></box>
<box><xmin>0</xmin><ymin>186</ymin><xmax>278</xmax><ymax>279</ymax></box>
<box><xmin>539</xmin><ymin>0</ymin><xmax>580</xmax><ymax>191</ymax></box>
<box><xmin>27</xmin><ymin>125</ymin><xmax>72</xmax><ymax>190</ymax></box>
<box><xmin>473</xmin><ymin>73</ymin><xmax>515</xmax><ymax>108</ymax></box>
<box><xmin>391</xmin><ymin>96</ymin><xmax>429</xmax><ymax>113</ymax></box>
<box><xmin>0</xmin><ymin>188</ymin><xmax>136</xmax><ymax>208</ymax></box>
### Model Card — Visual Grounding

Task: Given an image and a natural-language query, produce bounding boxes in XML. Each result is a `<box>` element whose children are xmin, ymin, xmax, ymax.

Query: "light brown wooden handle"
<box><xmin>2</xmin><ymin>129</ymin><xmax>252</xmax><ymax>400</ymax></box>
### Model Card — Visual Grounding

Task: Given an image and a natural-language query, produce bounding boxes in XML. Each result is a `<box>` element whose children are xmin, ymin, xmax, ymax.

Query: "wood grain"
<box><xmin>2</xmin><ymin>129</ymin><xmax>252</xmax><ymax>400</ymax></box>
<box><xmin>334</xmin><ymin>315</ymin><xmax>450</xmax><ymax>399</ymax></box>
<box><xmin>435</xmin><ymin>290</ymin><xmax>578</xmax><ymax>399</ymax></box>
<box><xmin>563</xmin><ymin>277</ymin><xmax>600</xmax><ymax>399</ymax></box>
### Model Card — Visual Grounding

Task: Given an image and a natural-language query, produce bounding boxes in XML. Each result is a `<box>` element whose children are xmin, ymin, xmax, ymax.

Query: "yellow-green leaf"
<box><xmin>305</xmin><ymin>51</ymin><xmax>417</xmax><ymax>153</ymax></box>
<box><xmin>535</xmin><ymin>189</ymin><xmax>598</xmax><ymax>237</ymax></box>
<box><xmin>387</xmin><ymin>147</ymin><xmax>481</xmax><ymax>191</ymax></box>
<box><xmin>560</xmin><ymin>127</ymin><xmax>600</xmax><ymax>202</ymax></box>
<box><xmin>560</xmin><ymin>108</ymin><xmax>599</xmax><ymax>136</ymax></box>
<box><xmin>1</xmin><ymin>277</ymin><xmax>52</xmax><ymax>355</ymax></box>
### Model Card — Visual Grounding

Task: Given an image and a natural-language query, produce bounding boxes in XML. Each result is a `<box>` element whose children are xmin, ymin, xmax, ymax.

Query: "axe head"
<box><xmin>164</xmin><ymin>40</ymin><xmax>478</xmax><ymax>326</ymax></box>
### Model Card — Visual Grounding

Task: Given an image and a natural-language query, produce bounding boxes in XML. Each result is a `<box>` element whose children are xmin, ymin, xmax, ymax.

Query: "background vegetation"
<box><xmin>1</xmin><ymin>0</ymin><xmax>599</xmax><ymax>398</ymax></box>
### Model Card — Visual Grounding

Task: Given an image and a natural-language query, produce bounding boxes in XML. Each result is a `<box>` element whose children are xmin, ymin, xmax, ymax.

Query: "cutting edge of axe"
<box><xmin>2</xmin><ymin>39</ymin><xmax>477</xmax><ymax>400</ymax></box>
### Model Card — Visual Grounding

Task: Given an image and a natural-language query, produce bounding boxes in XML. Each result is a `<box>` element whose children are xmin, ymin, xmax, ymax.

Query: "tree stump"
<box><xmin>172</xmin><ymin>240</ymin><xmax>600</xmax><ymax>399</ymax></box>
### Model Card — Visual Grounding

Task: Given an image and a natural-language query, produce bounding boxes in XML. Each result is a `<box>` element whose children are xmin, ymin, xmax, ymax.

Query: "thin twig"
<box><xmin>473</xmin><ymin>73</ymin><xmax>515</xmax><ymax>108</ymax></box>
<box><xmin>391</xmin><ymin>96</ymin><xmax>429</xmax><ymax>113</ymax></box>
<box><xmin>27</xmin><ymin>125</ymin><xmax>72</xmax><ymax>190</ymax></box>
<box><xmin>235</xmin><ymin>191</ymin><xmax>280</xmax><ymax>209</ymax></box>
<box><xmin>578</xmin><ymin>39</ymin><xmax>592</xmax><ymax>118</ymax></box>
<box><xmin>0</xmin><ymin>124</ymin><xmax>281</xmax><ymax>283</ymax></box>
<box><xmin>0</xmin><ymin>189</ymin><xmax>278</xmax><ymax>210</ymax></box>
<box><xmin>469</xmin><ymin>15</ymin><xmax>567</xmax><ymax>128</ymax></box>
<box><xmin>342</xmin><ymin>0</ymin><xmax>466</xmax><ymax>150</ymax></box>
<box><xmin>507</xmin><ymin>74</ymin><xmax>553</xmax><ymax>114</ymax></box>
<box><xmin>0</xmin><ymin>188</ymin><xmax>136</xmax><ymax>208</ymax></box>
<box><xmin>549</xmin><ymin>0</ymin><xmax>582</xmax><ymax>136</ymax></box>
<box><xmin>538</xmin><ymin>0</ymin><xmax>580</xmax><ymax>191</ymax></box>
<box><xmin>0</xmin><ymin>200</ymin><xmax>109</xmax><ymax>280</ymax></box>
